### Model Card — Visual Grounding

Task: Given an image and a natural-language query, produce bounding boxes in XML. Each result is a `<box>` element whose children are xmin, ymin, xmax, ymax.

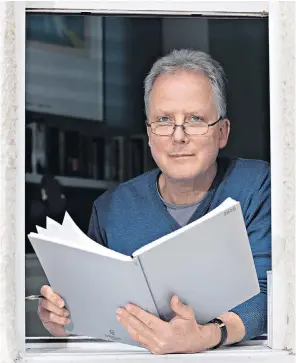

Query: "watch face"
<box><xmin>211</xmin><ymin>318</ymin><xmax>225</xmax><ymax>327</ymax></box>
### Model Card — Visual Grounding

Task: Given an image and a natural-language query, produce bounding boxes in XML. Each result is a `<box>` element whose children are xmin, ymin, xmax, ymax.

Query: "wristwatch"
<box><xmin>208</xmin><ymin>318</ymin><xmax>227</xmax><ymax>349</ymax></box>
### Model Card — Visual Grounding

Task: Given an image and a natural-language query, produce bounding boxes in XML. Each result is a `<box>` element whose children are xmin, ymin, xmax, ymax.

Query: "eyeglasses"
<box><xmin>146</xmin><ymin>117</ymin><xmax>223</xmax><ymax>136</ymax></box>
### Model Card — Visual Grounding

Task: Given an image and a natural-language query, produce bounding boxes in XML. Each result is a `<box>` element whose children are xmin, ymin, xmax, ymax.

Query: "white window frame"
<box><xmin>0</xmin><ymin>1</ymin><xmax>295</xmax><ymax>362</ymax></box>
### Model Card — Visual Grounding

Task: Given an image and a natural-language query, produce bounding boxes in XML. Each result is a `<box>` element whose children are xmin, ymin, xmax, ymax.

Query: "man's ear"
<box><xmin>219</xmin><ymin>119</ymin><xmax>230</xmax><ymax>149</ymax></box>
<box><xmin>146</xmin><ymin>121</ymin><xmax>152</xmax><ymax>147</ymax></box>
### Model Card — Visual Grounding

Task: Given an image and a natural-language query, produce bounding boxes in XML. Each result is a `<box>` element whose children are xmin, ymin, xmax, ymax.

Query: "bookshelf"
<box><xmin>25</xmin><ymin>120</ymin><xmax>152</xmax><ymax>189</ymax></box>
<box><xmin>128</xmin><ymin>134</ymin><xmax>149</xmax><ymax>179</ymax></box>
<box><xmin>26</xmin><ymin>122</ymin><xmax>127</xmax><ymax>185</ymax></box>
<box><xmin>25</xmin><ymin>173</ymin><xmax>117</xmax><ymax>190</ymax></box>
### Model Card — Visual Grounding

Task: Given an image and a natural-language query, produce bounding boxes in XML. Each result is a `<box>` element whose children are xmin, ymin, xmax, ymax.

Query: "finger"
<box><xmin>40</xmin><ymin>285</ymin><xmax>65</xmax><ymax>308</ymax></box>
<box><xmin>43</xmin><ymin>321</ymin><xmax>68</xmax><ymax>337</ymax></box>
<box><xmin>124</xmin><ymin>304</ymin><xmax>166</xmax><ymax>331</ymax></box>
<box><xmin>170</xmin><ymin>295</ymin><xmax>195</xmax><ymax>320</ymax></box>
<box><xmin>40</xmin><ymin>298</ymin><xmax>69</xmax><ymax>318</ymax></box>
<box><xmin>38</xmin><ymin>304</ymin><xmax>71</xmax><ymax>326</ymax></box>
<box><xmin>117</xmin><ymin>309</ymin><xmax>156</xmax><ymax>341</ymax></box>
<box><xmin>126</xmin><ymin>323</ymin><xmax>156</xmax><ymax>350</ymax></box>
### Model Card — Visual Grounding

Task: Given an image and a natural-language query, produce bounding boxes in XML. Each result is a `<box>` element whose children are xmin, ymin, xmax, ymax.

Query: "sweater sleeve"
<box><xmin>230</xmin><ymin>167</ymin><xmax>271</xmax><ymax>341</ymax></box>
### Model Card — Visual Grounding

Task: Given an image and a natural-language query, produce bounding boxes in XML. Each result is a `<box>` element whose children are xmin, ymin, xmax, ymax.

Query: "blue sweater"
<box><xmin>88</xmin><ymin>157</ymin><xmax>271</xmax><ymax>342</ymax></box>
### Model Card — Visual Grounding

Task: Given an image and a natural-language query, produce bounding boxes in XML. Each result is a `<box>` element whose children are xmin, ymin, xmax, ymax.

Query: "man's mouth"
<box><xmin>170</xmin><ymin>154</ymin><xmax>194</xmax><ymax>158</ymax></box>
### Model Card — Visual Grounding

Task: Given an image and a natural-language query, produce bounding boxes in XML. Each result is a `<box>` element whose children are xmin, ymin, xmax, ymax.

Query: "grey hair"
<box><xmin>144</xmin><ymin>49</ymin><xmax>227</xmax><ymax>119</ymax></box>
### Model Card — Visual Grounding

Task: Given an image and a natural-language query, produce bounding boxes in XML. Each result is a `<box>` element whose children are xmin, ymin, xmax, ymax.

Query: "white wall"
<box><xmin>162</xmin><ymin>17</ymin><xmax>209</xmax><ymax>54</ymax></box>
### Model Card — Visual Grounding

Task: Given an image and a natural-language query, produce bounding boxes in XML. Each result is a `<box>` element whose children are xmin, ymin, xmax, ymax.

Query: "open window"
<box><xmin>1</xmin><ymin>1</ymin><xmax>295</xmax><ymax>362</ymax></box>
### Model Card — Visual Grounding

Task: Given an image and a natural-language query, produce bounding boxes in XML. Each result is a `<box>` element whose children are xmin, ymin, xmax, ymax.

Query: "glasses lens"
<box><xmin>185</xmin><ymin>121</ymin><xmax>208</xmax><ymax>135</ymax></box>
<box><xmin>150</xmin><ymin>121</ymin><xmax>209</xmax><ymax>135</ymax></box>
<box><xmin>152</xmin><ymin>122</ymin><xmax>175</xmax><ymax>135</ymax></box>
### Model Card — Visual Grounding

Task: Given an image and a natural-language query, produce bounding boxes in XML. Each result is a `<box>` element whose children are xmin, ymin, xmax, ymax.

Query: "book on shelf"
<box><xmin>26</xmin><ymin>122</ymin><xmax>126</xmax><ymax>183</ymax></box>
<box><xmin>46</xmin><ymin>126</ymin><xmax>61</xmax><ymax>176</ymax></box>
<box><xmin>91</xmin><ymin>137</ymin><xmax>105</xmax><ymax>180</ymax></box>
<box><xmin>128</xmin><ymin>134</ymin><xmax>150</xmax><ymax>179</ymax></box>
<box><xmin>27</xmin><ymin>197</ymin><xmax>259</xmax><ymax>346</ymax></box>
<box><xmin>103</xmin><ymin>136</ymin><xmax>125</xmax><ymax>182</ymax></box>
<box><xmin>26</xmin><ymin>122</ymin><xmax>47</xmax><ymax>175</ymax></box>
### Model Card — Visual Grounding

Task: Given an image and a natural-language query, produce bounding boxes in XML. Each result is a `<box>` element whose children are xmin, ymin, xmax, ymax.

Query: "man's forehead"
<box><xmin>152</xmin><ymin>107</ymin><xmax>206</xmax><ymax>114</ymax></box>
<box><xmin>150</xmin><ymin>74</ymin><xmax>213</xmax><ymax>100</ymax></box>
<box><xmin>149</xmin><ymin>92</ymin><xmax>214</xmax><ymax>113</ymax></box>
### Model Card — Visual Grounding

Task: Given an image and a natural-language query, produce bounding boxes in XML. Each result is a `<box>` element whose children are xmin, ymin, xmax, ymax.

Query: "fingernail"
<box><xmin>116</xmin><ymin>314</ymin><xmax>121</xmax><ymax>321</ymax></box>
<box><xmin>175</xmin><ymin>296</ymin><xmax>179</xmax><ymax>303</ymax></box>
<box><xmin>58</xmin><ymin>301</ymin><xmax>64</xmax><ymax>309</ymax></box>
<box><xmin>66</xmin><ymin>319</ymin><xmax>71</xmax><ymax>325</ymax></box>
<box><xmin>116</xmin><ymin>308</ymin><xmax>122</xmax><ymax>315</ymax></box>
<box><xmin>64</xmin><ymin>310</ymin><xmax>69</xmax><ymax>317</ymax></box>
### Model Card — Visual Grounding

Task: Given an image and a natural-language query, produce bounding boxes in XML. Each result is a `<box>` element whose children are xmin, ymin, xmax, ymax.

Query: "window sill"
<box><xmin>24</xmin><ymin>340</ymin><xmax>293</xmax><ymax>363</ymax></box>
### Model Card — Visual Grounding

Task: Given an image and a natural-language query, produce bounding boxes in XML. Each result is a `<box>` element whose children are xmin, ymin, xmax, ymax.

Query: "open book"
<box><xmin>28</xmin><ymin>198</ymin><xmax>260</xmax><ymax>346</ymax></box>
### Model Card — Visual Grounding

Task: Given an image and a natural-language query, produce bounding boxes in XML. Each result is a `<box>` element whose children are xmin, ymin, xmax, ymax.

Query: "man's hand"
<box><xmin>116</xmin><ymin>295</ymin><xmax>221</xmax><ymax>354</ymax></box>
<box><xmin>38</xmin><ymin>285</ymin><xmax>71</xmax><ymax>337</ymax></box>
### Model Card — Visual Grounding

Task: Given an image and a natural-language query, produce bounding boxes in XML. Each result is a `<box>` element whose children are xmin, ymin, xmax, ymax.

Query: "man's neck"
<box><xmin>158</xmin><ymin>163</ymin><xmax>217</xmax><ymax>205</ymax></box>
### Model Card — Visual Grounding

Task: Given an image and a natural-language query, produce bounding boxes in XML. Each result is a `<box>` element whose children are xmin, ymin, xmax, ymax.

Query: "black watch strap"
<box><xmin>208</xmin><ymin>318</ymin><xmax>227</xmax><ymax>349</ymax></box>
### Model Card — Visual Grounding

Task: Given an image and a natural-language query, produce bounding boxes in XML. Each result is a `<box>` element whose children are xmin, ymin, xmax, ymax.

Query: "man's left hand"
<box><xmin>116</xmin><ymin>295</ymin><xmax>219</xmax><ymax>354</ymax></box>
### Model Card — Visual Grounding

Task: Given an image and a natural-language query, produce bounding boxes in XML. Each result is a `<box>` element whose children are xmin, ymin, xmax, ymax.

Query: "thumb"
<box><xmin>170</xmin><ymin>295</ymin><xmax>195</xmax><ymax>320</ymax></box>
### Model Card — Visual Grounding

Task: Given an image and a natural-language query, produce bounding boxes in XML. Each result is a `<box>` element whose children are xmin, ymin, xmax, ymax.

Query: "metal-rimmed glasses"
<box><xmin>146</xmin><ymin>116</ymin><xmax>223</xmax><ymax>136</ymax></box>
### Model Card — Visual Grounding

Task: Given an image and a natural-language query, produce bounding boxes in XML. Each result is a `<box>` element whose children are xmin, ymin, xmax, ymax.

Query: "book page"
<box><xmin>36</xmin><ymin>225</ymin><xmax>47</xmax><ymax>235</ymax></box>
<box><xmin>46</xmin><ymin>217</ymin><xmax>83</xmax><ymax>248</ymax></box>
<box><xmin>62</xmin><ymin>212</ymin><xmax>101</xmax><ymax>248</ymax></box>
<box><xmin>46</xmin><ymin>216</ymin><xmax>61</xmax><ymax>231</ymax></box>
<box><xmin>29</xmin><ymin>231</ymin><xmax>131</xmax><ymax>262</ymax></box>
<box><xmin>33</xmin><ymin>212</ymin><xmax>130</xmax><ymax>260</ymax></box>
<box><xmin>61</xmin><ymin>212</ymin><xmax>130</xmax><ymax>259</ymax></box>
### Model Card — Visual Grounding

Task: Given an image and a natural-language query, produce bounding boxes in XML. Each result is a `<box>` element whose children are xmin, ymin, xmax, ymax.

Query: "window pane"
<box><xmin>25</xmin><ymin>13</ymin><xmax>269</xmax><ymax>341</ymax></box>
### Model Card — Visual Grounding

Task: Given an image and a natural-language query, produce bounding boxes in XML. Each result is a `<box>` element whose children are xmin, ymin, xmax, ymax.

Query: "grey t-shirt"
<box><xmin>157</xmin><ymin>184</ymin><xmax>204</xmax><ymax>226</ymax></box>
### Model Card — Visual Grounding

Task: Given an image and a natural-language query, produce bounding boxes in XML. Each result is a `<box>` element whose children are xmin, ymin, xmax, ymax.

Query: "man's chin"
<box><xmin>163</xmin><ymin>168</ymin><xmax>203</xmax><ymax>182</ymax></box>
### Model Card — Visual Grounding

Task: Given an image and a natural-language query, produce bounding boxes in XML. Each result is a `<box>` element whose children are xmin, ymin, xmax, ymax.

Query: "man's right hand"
<box><xmin>38</xmin><ymin>285</ymin><xmax>71</xmax><ymax>337</ymax></box>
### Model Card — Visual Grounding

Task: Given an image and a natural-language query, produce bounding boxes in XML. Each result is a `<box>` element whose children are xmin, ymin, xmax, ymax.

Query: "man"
<box><xmin>38</xmin><ymin>49</ymin><xmax>271</xmax><ymax>354</ymax></box>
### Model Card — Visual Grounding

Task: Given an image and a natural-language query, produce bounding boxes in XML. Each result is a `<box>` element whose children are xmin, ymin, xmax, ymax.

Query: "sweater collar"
<box><xmin>148</xmin><ymin>157</ymin><xmax>231</xmax><ymax>230</ymax></box>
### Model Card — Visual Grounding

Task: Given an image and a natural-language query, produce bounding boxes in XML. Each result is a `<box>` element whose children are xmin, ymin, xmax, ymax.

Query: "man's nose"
<box><xmin>172</xmin><ymin>124</ymin><xmax>188</xmax><ymax>143</ymax></box>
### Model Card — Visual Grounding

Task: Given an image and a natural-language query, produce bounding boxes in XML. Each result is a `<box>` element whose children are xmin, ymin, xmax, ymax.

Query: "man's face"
<box><xmin>147</xmin><ymin>70</ymin><xmax>230</xmax><ymax>181</ymax></box>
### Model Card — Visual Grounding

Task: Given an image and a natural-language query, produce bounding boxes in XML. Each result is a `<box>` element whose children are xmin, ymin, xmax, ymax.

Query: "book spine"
<box><xmin>136</xmin><ymin>256</ymin><xmax>161</xmax><ymax>318</ymax></box>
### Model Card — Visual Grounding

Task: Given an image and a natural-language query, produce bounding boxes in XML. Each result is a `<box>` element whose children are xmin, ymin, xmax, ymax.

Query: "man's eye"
<box><xmin>191</xmin><ymin>116</ymin><xmax>202</xmax><ymax>122</ymax></box>
<box><xmin>159</xmin><ymin>117</ymin><xmax>170</xmax><ymax>123</ymax></box>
